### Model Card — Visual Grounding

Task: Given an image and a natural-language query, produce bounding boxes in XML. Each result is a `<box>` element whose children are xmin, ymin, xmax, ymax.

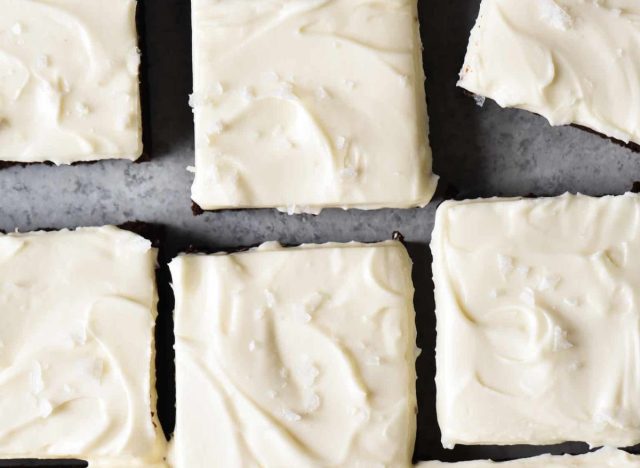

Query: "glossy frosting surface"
<box><xmin>0</xmin><ymin>226</ymin><xmax>166</xmax><ymax>465</ymax></box>
<box><xmin>432</xmin><ymin>194</ymin><xmax>640</xmax><ymax>448</ymax></box>
<box><xmin>169</xmin><ymin>241</ymin><xmax>417</xmax><ymax>468</ymax></box>
<box><xmin>0</xmin><ymin>0</ymin><xmax>142</xmax><ymax>164</ymax></box>
<box><xmin>190</xmin><ymin>0</ymin><xmax>437</xmax><ymax>212</ymax></box>
<box><xmin>417</xmin><ymin>447</ymin><xmax>640</xmax><ymax>467</ymax></box>
<box><xmin>458</xmin><ymin>0</ymin><xmax>640</xmax><ymax>145</ymax></box>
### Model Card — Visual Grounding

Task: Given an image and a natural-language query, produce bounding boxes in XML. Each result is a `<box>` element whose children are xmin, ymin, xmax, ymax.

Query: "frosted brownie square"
<box><xmin>432</xmin><ymin>194</ymin><xmax>640</xmax><ymax>448</ymax></box>
<box><xmin>458</xmin><ymin>0</ymin><xmax>640</xmax><ymax>149</ymax></box>
<box><xmin>190</xmin><ymin>0</ymin><xmax>438</xmax><ymax>212</ymax></box>
<box><xmin>0</xmin><ymin>226</ymin><xmax>166</xmax><ymax>466</ymax></box>
<box><xmin>417</xmin><ymin>447</ymin><xmax>639</xmax><ymax>467</ymax></box>
<box><xmin>0</xmin><ymin>0</ymin><xmax>143</xmax><ymax>164</ymax></box>
<box><xmin>169</xmin><ymin>241</ymin><xmax>418</xmax><ymax>467</ymax></box>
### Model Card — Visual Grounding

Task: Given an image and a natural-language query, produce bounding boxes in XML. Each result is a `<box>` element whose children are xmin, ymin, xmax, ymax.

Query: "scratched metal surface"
<box><xmin>0</xmin><ymin>1</ymin><xmax>639</xmax><ymax>466</ymax></box>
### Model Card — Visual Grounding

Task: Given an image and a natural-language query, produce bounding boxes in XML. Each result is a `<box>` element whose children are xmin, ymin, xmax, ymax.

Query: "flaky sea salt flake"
<box><xmin>282</xmin><ymin>408</ymin><xmax>302</xmax><ymax>422</ymax></box>
<box><xmin>497</xmin><ymin>254</ymin><xmax>514</xmax><ymax>276</ymax></box>
<box><xmin>539</xmin><ymin>0</ymin><xmax>573</xmax><ymax>30</ymax></box>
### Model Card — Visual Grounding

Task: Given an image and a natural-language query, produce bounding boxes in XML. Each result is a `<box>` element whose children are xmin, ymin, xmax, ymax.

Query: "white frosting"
<box><xmin>169</xmin><ymin>241</ymin><xmax>417</xmax><ymax>468</ymax></box>
<box><xmin>0</xmin><ymin>226</ymin><xmax>166</xmax><ymax>465</ymax></box>
<box><xmin>432</xmin><ymin>193</ymin><xmax>640</xmax><ymax>448</ymax></box>
<box><xmin>458</xmin><ymin>0</ymin><xmax>640</xmax><ymax>146</ymax></box>
<box><xmin>0</xmin><ymin>0</ymin><xmax>142</xmax><ymax>164</ymax></box>
<box><xmin>417</xmin><ymin>447</ymin><xmax>640</xmax><ymax>467</ymax></box>
<box><xmin>190</xmin><ymin>0</ymin><xmax>437</xmax><ymax>212</ymax></box>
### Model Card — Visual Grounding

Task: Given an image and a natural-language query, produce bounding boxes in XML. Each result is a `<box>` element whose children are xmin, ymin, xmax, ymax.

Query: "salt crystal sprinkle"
<box><xmin>70</xmin><ymin>323</ymin><xmax>87</xmax><ymax>346</ymax></box>
<box><xmin>90</xmin><ymin>358</ymin><xmax>104</xmax><ymax>381</ymax></box>
<box><xmin>254</xmin><ymin>307</ymin><xmax>266</xmax><ymax>320</ymax></box>
<box><xmin>352</xmin><ymin>407</ymin><xmax>370</xmax><ymax>423</ymax></box>
<box><xmin>293</xmin><ymin>306</ymin><xmax>312</xmax><ymax>323</ymax></box>
<box><xmin>242</xmin><ymin>86</ymin><xmax>255</xmax><ymax>100</ymax></box>
<box><xmin>76</xmin><ymin>103</ymin><xmax>90</xmax><ymax>115</ymax></box>
<box><xmin>305</xmin><ymin>393</ymin><xmax>321</xmax><ymax>413</ymax></box>
<box><xmin>339</xmin><ymin>167</ymin><xmax>358</xmax><ymax>180</ymax></box>
<box><xmin>210</xmin><ymin>121</ymin><xmax>225</xmax><ymax>135</ymax></box>
<box><xmin>519</xmin><ymin>287</ymin><xmax>536</xmax><ymax>307</ymax></box>
<box><xmin>297</xmin><ymin>360</ymin><xmax>320</xmax><ymax>388</ymax></box>
<box><xmin>366</xmin><ymin>355</ymin><xmax>381</xmax><ymax>366</ymax></box>
<box><xmin>563</xmin><ymin>297</ymin><xmax>579</xmax><ymax>307</ymax></box>
<box><xmin>537</xmin><ymin>274</ymin><xmax>561</xmax><ymax>291</ymax></box>
<box><xmin>282</xmin><ymin>408</ymin><xmax>302</xmax><ymax>422</ymax></box>
<box><xmin>36</xmin><ymin>54</ymin><xmax>49</xmax><ymax>68</ymax></box>
<box><xmin>264</xmin><ymin>289</ymin><xmax>276</xmax><ymax>308</ymax></box>
<box><xmin>265</xmin><ymin>70</ymin><xmax>280</xmax><ymax>82</ymax></box>
<box><xmin>497</xmin><ymin>254</ymin><xmax>514</xmax><ymax>276</ymax></box>
<box><xmin>316</xmin><ymin>86</ymin><xmax>329</xmax><ymax>100</ymax></box>
<box><xmin>275</xmin><ymin>82</ymin><xmax>294</xmax><ymax>99</ymax></box>
<box><xmin>552</xmin><ymin>326</ymin><xmax>573</xmax><ymax>352</ymax></box>
<box><xmin>30</xmin><ymin>361</ymin><xmax>44</xmax><ymax>395</ymax></box>
<box><xmin>38</xmin><ymin>399</ymin><xmax>53</xmax><ymax>418</ymax></box>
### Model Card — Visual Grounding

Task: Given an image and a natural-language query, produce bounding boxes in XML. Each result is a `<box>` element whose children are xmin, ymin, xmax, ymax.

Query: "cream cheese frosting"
<box><xmin>0</xmin><ymin>0</ymin><xmax>142</xmax><ymax>164</ymax></box>
<box><xmin>0</xmin><ymin>226</ymin><xmax>166</xmax><ymax>466</ymax></box>
<box><xmin>458</xmin><ymin>0</ymin><xmax>640</xmax><ymax>146</ymax></box>
<box><xmin>190</xmin><ymin>0</ymin><xmax>437</xmax><ymax>212</ymax></box>
<box><xmin>169</xmin><ymin>241</ymin><xmax>418</xmax><ymax>467</ymax></box>
<box><xmin>432</xmin><ymin>193</ymin><xmax>640</xmax><ymax>448</ymax></box>
<box><xmin>416</xmin><ymin>447</ymin><xmax>640</xmax><ymax>467</ymax></box>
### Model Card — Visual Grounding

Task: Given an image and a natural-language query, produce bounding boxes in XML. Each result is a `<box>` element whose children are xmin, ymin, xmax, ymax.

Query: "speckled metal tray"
<box><xmin>1</xmin><ymin>0</ymin><xmax>640</xmax><ymax>466</ymax></box>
